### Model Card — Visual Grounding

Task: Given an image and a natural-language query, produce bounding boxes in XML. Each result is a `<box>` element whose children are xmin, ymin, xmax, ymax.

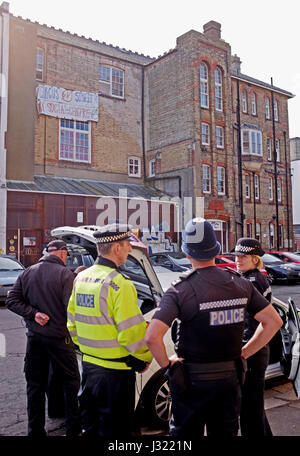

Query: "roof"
<box><xmin>232</xmin><ymin>72</ymin><xmax>294</xmax><ymax>98</ymax></box>
<box><xmin>6</xmin><ymin>175</ymin><xmax>170</xmax><ymax>200</ymax></box>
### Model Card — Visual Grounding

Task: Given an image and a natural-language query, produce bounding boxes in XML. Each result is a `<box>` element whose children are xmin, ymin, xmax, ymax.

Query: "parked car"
<box><xmin>65</xmin><ymin>244</ymin><xmax>95</xmax><ymax>272</ymax></box>
<box><xmin>262</xmin><ymin>253</ymin><xmax>300</xmax><ymax>284</ymax></box>
<box><xmin>267</xmin><ymin>251</ymin><xmax>300</xmax><ymax>264</ymax></box>
<box><xmin>215</xmin><ymin>255</ymin><xmax>237</xmax><ymax>270</ymax></box>
<box><xmin>150</xmin><ymin>252</ymin><xmax>192</xmax><ymax>272</ymax></box>
<box><xmin>51</xmin><ymin>226</ymin><xmax>300</xmax><ymax>428</ymax></box>
<box><xmin>0</xmin><ymin>255</ymin><xmax>25</xmax><ymax>305</ymax></box>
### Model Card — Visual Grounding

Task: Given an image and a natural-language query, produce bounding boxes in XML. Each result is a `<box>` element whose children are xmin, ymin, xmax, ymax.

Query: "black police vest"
<box><xmin>172</xmin><ymin>268</ymin><xmax>252</xmax><ymax>363</ymax></box>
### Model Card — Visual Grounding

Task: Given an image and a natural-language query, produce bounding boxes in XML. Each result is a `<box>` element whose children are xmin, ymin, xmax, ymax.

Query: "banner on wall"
<box><xmin>36</xmin><ymin>85</ymin><xmax>98</xmax><ymax>122</ymax></box>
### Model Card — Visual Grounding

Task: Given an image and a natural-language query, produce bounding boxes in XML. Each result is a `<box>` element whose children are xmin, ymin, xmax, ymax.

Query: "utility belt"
<box><xmin>83</xmin><ymin>353</ymin><xmax>147</xmax><ymax>373</ymax></box>
<box><xmin>165</xmin><ymin>358</ymin><xmax>247</xmax><ymax>395</ymax></box>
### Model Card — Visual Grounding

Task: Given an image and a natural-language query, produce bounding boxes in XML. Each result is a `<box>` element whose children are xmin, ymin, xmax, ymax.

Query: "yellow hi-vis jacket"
<box><xmin>67</xmin><ymin>263</ymin><xmax>153</xmax><ymax>370</ymax></box>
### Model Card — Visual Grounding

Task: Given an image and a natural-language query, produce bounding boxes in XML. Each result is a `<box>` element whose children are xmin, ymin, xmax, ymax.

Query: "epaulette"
<box><xmin>171</xmin><ymin>268</ymin><xmax>198</xmax><ymax>287</ymax></box>
<box><xmin>117</xmin><ymin>270</ymin><xmax>131</xmax><ymax>280</ymax></box>
<box><xmin>224</xmin><ymin>267</ymin><xmax>242</xmax><ymax>277</ymax></box>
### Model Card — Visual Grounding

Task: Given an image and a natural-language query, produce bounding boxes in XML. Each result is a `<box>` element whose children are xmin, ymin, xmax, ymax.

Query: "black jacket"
<box><xmin>6</xmin><ymin>254</ymin><xmax>75</xmax><ymax>338</ymax></box>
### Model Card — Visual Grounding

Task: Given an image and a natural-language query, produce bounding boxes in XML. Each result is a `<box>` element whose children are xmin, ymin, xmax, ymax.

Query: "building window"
<box><xmin>214</xmin><ymin>67</ymin><xmax>223</xmax><ymax>111</ymax></box>
<box><xmin>251</xmin><ymin>93</ymin><xmax>257</xmax><ymax>115</ymax></box>
<box><xmin>59</xmin><ymin>120</ymin><xmax>90</xmax><ymax>163</ymax></box>
<box><xmin>245</xmin><ymin>174</ymin><xmax>250</xmax><ymax>199</ymax></box>
<box><xmin>128</xmin><ymin>157</ymin><xmax>141</xmax><ymax>177</ymax></box>
<box><xmin>242</xmin><ymin>90</ymin><xmax>248</xmax><ymax>113</ymax></box>
<box><xmin>268</xmin><ymin>177</ymin><xmax>273</xmax><ymax>201</ymax></box>
<box><xmin>256</xmin><ymin>223</ymin><xmax>261</xmax><ymax>242</ymax></box>
<box><xmin>149</xmin><ymin>159</ymin><xmax>155</xmax><ymax>177</ymax></box>
<box><xmin>269</xmin><ymin>223</ymin><xmax>275</xmax><ymax>249</ymax></box>
<box><xmin>265</xmin><ymin>97</ymin><xmax>270</xmax><ymax>119</ymax></box>
<box><xmin>242</xmin><ymin>129</ymin><xmax>262</xmax><ymax>156</ymax></box>
<box><xmin>202</xmin><ymin>165</ymin><xmax>211</xmax><ymax>193</ymax></box>
<box><xmin>217</xmin><ymin>166</ymin><xmax>225</xmax><ymax>195</ymax></box>
<box><xmin>201</xmin><ymin>123</ymin><xmax>210</xmax><ymax>145</ymax></box>
<box><xmin>254</xmin><ymin>174</ymin><xmax>260</xmax><ymax>200</ymax></box>
<box><xmin>267</xmin><ymin>137</ymin><xmax>272</xmax><ymax>161</ymax></box>
<box><xmin>99</xmin><ymin>65</ymin><xmax>124</xmax><ymax>98</ymax></box>
<box><xmin>277</xmin><ymin>178</ymin><xmax>282</xmax><ymax>202</ymax></box>
<box><xmin>279</xmin><ymin>225</ymin><xmax>284</xmax><ymax>248</ymax></box>
<box><xmin>246</xmin><ymin>223</ymin><xmax>252</xmax><ymax>238</ymax></box>
<box><xmin>216</xmin><ymin>126</ymin><xmax>224</xmax><ymax>148</ymax></box>
<box><xmin>200</xmin><ymin>63</ymin><xmax>209</xmax><ymax>108</ymax></box>
<box><xmin>275</xmin><ymin>139</ymin><xmax>280</xmax><ymax>162</ymax></box>
<box><xmin>274</xmin><ymin>100</ymin><xmax>279</xmax><ymax>121</ymax></box>
<box><xmin>36</xmin><ymin>48</ymin><xmax>44</xmax><ymax>81</ymax></box>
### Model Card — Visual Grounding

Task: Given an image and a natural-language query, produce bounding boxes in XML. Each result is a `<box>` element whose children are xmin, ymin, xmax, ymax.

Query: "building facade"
<box><xmin>290</xmin><ymin>137</ymin><xmax>300</xmax><ymax>249</ymax></box>
<box><xmin>0</xmin><ymin>4</ymin><xmax>294</xmax><ymax>264</ymax></box>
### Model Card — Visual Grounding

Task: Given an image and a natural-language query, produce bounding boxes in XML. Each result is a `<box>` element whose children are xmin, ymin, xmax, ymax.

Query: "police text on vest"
<box><xmin>210</xmin><ymin>308</ymin><xmax>245</xmax><ymax>326</ymax></box>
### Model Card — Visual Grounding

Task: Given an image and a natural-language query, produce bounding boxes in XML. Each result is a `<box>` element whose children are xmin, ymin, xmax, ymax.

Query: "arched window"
<box><xmin>242</xmin><ymin>90</ymin><xmax>248</xmax><ymax>113</ymax></box>
<box><xmin>214</xmin><ymin>67</ymin><xmax>223</xmax><ymax>111</ymax></box>
<box><xmin>200</xmin><ymin>62</ymin><xmax>209</xmax><ymax>108</ymax></box>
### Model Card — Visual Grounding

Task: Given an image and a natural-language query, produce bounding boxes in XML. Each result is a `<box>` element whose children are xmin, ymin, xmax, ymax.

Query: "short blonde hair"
<box><xmin>252</xmin><ymin>255</ymin><xmax>264</xmax><ymax>270</ymax></box>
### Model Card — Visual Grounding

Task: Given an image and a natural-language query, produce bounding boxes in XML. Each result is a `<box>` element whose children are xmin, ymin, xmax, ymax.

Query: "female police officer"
<box><xmin>234</xmin><ymin>237</ymin><xmax>273</xmax><ymax>436</ymax></box>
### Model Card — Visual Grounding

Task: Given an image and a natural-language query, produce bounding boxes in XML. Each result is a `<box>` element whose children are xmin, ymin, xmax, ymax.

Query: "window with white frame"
<box><xmin>217</xmin><ymin>166</ymin><xmax>225</xmax><ymax>195</ymax></box>
<box><xmin>149</xmin><ymin>159</ymin><xmax>156</xmax><ymax>177</ymax></box>
<box><xmin>200</xmin><ymin>63</ymin><xmax>209</xmax><ymax>108</ymax></box>
<box><xmin>36</xmin><ymin>48</ymin><xmax>44</xmax><ymax>81</ymax></box>
<box><xmin>242</xmin><ymin>129</ymin><xmax>262</xmax><ymax>156</ymax></box>
<box><xmin>202</xmin><ymin>164</ymin><xmax>211</xmax><ymax>193</ymax></box>
<box><xmin>201</xmin><ymin>123</ymin><xmax>210</xmax><ymax>145</ymax></box>
<box><xmin>216</xmin><ymin>126</ymin><xmax>224</xmax><ymax>148</ymax></box>
<box><xmin>254</xmin><ymin>174</ymin><xmax>260</xmax><ymax>200</ymax></box>
<box><xmin>269</xmin><ymin>223</ymin><xmax>274</xmax><ymax>249</ymax></box>
<box><xmin>265</xmin><ymin>97</ymin><xmax>270</xmax><ymax>119</ymax></box>
<box><xmin>279</xmin><ymin>225</ymin><xmax>283</xmax><ymax>248</ymax></box>
<box><xmin>275</xmin><ymin>139</ymin><xmax>280</xmax><ymax>162</ymax></box>
<box><xmin>251</xmin><ymin>93</ymin><xmax>257</xmax><ymax>115</ymax></box>
<box><xmin>59</xmin><ymin>120</ymin><xmax>90</xmax><ymax>162</ymax></box>
<box><xmin>245</xmin><ymin>174</ymin><xmax>250</xmax><ymax>199</ymax></box>
<box><xmin>267</xmin><ymin>137</ymin><xmax>272</xmax><ymax>161</ymax></box>
<box><xmin>99</xmin><ymin>65</ymin><xmax>124</xmax><ymax>98</ymax></box>
<box><xmin>277</xmin><ymin>178</ymin><xmax>282</xmax><ymax>202</ymax></box>
<box><xmin>274</xmin><ymin>100</ymin><xmax>279</xmax><ymax>121</ymax></box>
<box><xmin>242</xmin><ymin>90</ymin><xmax>248</xmax><ymax>113</ymax></box>
<box><xmin>214</xmin><ymin>67</ymin><xmax>223</xmax><ymax>111</ymax></box>
<box><xmin>128</xmin><ymin>157</ymin><xmax>141</xmax><ymax>177</ymax></box>
<box><xmin>268</xmin><ymin>177</ymin><xmax>273</xmax><ymax>200</ymax></box>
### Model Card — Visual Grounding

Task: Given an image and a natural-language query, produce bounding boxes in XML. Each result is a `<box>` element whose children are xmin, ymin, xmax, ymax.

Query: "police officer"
<box><xmin>234</xmin><ymin>237</ymin><xmax>273</xmax><ymax>436</ymax></box>
<box><xmin>67</xmin><ymin>224</ymin><xmax>153</xmax><ymax>437</ymax></box>
<box><xmin>145</xmin><ymin>218</ymin><xmax>282</xmax><ymax>437</ymax></box>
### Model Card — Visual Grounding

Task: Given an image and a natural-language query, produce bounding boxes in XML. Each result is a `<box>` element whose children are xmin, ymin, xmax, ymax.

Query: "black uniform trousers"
<box><xmin>24</xmin><ymin>333</ymin><xmax>81</xmax><ymax>437</ymax></box>
<box><xmin>240</xmin><ymin>345</ymin><xmax>272</xmax><ymax>436</ymax></box>
<box><xmin>79</xmin><ymin>361</ymin><xmax>136</xmax><ymax>437</ymax></box>
<box><xmin>169</xmin><ymin>364</ymin><xmax>241</xmax><ymax>437</ymax></box>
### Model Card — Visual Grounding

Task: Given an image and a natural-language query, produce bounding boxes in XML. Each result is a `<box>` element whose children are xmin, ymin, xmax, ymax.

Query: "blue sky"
<box><xmin>7</xmin><ymin>0</ymin><xmax>300</xmax><ymax>137</ymax></box>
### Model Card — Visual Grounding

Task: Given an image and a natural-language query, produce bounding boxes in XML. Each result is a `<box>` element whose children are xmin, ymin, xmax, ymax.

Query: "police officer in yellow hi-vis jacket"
<box><xmin>67</xmin><ymin>224</ymin><xmax>152</xmax><ymax>437</ymax></box>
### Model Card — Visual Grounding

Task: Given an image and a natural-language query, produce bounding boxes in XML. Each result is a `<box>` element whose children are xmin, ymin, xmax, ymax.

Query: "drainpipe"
<box><xmin>271</xmin><ymin>78</ymin><xmax>280</xmax><ymax>250</ymax></box>
<box><xmin>236</xmin><ymin>79</ymin><xmax>244</xmax><ymax>237</ymax></box>
<box><xmin>283</xmin><ymin>131</ymin><xmax>291</xmax><ymax>250</ymax></box>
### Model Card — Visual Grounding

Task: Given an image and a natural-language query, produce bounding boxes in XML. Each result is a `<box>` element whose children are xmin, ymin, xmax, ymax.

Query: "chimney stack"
<box><xmin>203</xmin><ymin>21</ymin><xmax>221</xmax><ymax>41</ymax></box>
<box><xmin>231</xmin><ymin>54</ymin><xmax>242</xmax><ymax>75</ymax></box>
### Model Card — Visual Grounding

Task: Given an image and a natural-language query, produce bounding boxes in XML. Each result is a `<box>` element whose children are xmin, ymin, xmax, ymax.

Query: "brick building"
<box><xmin>0</xmin><ymin>4</ymin><xmax>295</xmax><ymax>264</ymax></box>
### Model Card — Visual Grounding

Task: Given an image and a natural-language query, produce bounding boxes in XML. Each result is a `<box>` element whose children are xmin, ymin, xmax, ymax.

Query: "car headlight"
<box><xmin>280</xmin><ymin>265</ymin><xmax>292</xmax><ymax>271</ymax></box>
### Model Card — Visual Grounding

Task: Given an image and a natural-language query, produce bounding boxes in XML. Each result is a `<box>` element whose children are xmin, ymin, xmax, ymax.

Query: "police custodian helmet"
<box><xmin>182</xmin><ymin>218</ymin><xmax>221</xmax><ymax>260</ymax></box>
<box><xmin>233</xmin><ymin>237</ymin><xmax>265</xmax><ymax>256</ymax></box>
<box><xmin>93</xmin><ymin>223</ymin><xmax>132</xmax><ymax>244</ymax></box>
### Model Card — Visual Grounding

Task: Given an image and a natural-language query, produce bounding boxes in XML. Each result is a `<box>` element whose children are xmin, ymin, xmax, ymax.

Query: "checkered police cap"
<box><xmin>233</xmin><ymin>237</ymin><xmax>265</xmax><ymax>256</ymax></box>
<box><xmin>93</xmin><ymin>224</ymin><xmax>132</xmax><ymax>244</ymax></box>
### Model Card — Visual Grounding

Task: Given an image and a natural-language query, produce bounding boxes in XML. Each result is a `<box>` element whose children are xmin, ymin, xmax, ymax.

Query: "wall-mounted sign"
<box><xmin>23</xmin><ymin>237</ymin><xmax>36</xmax><ymax>246</ymax></box>
<box><xmin>36</xmin><ymin>85</ymin><xmax>99</xmax><ymax>122</ymax></box>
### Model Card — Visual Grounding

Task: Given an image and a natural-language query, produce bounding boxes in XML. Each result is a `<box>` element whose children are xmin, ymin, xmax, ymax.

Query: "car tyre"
<box><xmin>140</xmin><ymin>369</ymin><xmax>172</xmax><ymax>429</ymax></box>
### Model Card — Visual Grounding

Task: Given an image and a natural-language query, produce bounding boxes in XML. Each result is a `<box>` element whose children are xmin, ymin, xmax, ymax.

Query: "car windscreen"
<box><xmin>284</xmin><ymin>253</ymin><xmax>300</xmax><ymax>262</ymax></box>
<box><xmin>262</xmin><ymin>254</ymin><xmax>283</xmax><ymax>264</ymax></box>
<box><xmin>0</xmin><ymin>257</ymin><xmax>24</xmax><ymax>271</ymax></box>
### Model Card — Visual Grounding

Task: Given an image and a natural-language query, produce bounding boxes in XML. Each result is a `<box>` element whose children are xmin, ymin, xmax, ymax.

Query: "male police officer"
<box><xmin>67</xmin><ymin>224</ymin><xmax>152</xmax><ymax>437</ymax></box>
<box><xmin>145</xmin><ymin>218</ymin><xmax>282</xmax><ymax>436</ymax></box>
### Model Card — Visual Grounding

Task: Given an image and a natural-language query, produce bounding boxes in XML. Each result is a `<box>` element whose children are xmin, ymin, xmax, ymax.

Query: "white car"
<box><xmin>51</xmin><ymin>225</ymin><xmax>300</xmax><ymax>428</ymax></box>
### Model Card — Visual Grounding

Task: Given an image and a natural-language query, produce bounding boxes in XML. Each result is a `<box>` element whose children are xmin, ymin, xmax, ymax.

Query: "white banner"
<box><xmin>36</xmin><ymin>85</ymin><xmax>98</xmax><ymax>122</ymax></box>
